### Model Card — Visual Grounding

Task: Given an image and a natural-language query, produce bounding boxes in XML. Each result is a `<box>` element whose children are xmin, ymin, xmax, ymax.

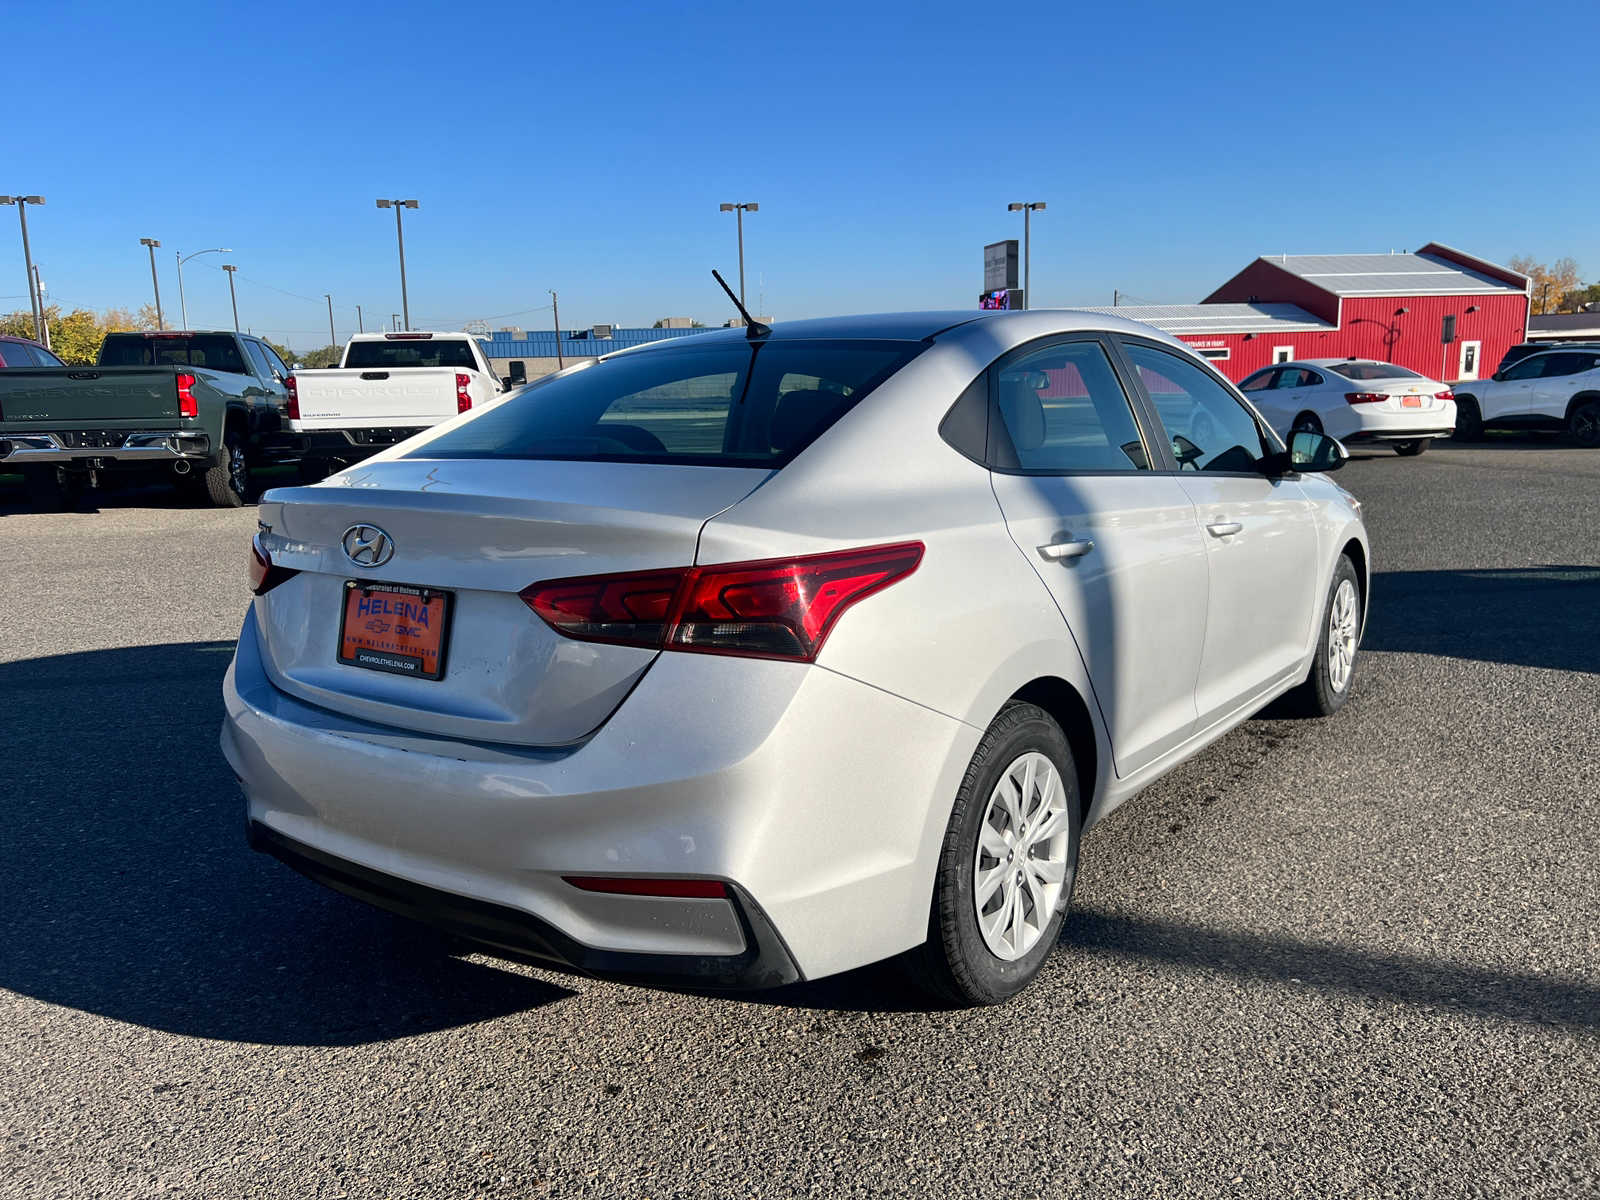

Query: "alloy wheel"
<box><xmin>973</xmin><ymin>751</ymin><xmax>1071</xmax><ymax>961</ymax></box>
<box><xmin>1327</xmin><ymin>578</ymin><xmax>1359</xmax><ymax>693</ymax></box>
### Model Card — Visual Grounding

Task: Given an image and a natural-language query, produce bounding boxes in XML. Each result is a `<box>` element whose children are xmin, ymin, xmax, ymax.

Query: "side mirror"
<box><xmin>1288</xmin><ymin>430</ymin><xmax>1347</xmax><ymax>472</ymax></box>
<box><xmin>507</xmin><ymin>360</ymin><xmax>527</xmax><ymax>386</ymax></box>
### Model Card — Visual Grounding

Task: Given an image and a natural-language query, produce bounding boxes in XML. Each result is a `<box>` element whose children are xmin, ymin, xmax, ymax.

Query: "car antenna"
<box><xmin>712</xmin><ymin>269</ymin><xmax>770</xmax><ymax>340</ymax></box>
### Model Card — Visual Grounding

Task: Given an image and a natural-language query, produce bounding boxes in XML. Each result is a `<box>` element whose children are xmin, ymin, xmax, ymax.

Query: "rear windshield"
<box><xmin>99</xmin><ymin>334</ymin><xmax>248</xmax><ymax>374</ymax></box>
<box><xmin>344</xmin><ymin>338</ymin><xmax>478</xmax><ymax>370</ymax></box>
<box><xmin>408</xmin><ymin>338</ymin><xmax>924</xmax><ymax>468</ymax></box>
<box><xmin>1331</xmin><ymin>362</ymin><xmax>1421</xmax><ymax>381</ymax></box>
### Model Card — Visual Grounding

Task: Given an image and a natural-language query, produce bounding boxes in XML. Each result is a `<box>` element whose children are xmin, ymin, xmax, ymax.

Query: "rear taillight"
<box><xmin>248</xmin><ymin>532</ymin><xmax>298</xmax><ymax>595</ymax></box>
<box><xmin>177</xmin><ymin>372</ymin><xmax>198</xmax><ymax>418</ymax></box>
<box><xmin>1345</xmin><ymin>392</ymin><xmax>1387</xmax><ymax>405</ymax></box>
<box><xmin>455</xmin><ymin>372</ymin><xmax>472</xmax><ymax>413</ymax></box>
<box><xmin>520</xmin><ymin>542</ymin><xmax>924</xmax><ymax>662</ymax></box>
<box><xmin>285</xmin><ymin>375</ymin><xmax>299</xmax><ymax>420</ymax></box>
<box><xmin>1435</xmin><ymin>390</ymin><xmax>1454</xmax><ymax>401</ymax></box>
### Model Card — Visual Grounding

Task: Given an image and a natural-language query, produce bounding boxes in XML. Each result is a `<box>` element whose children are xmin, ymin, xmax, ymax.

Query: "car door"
<box><xmin>1273</xmin><ymin>367</ymin><xmax>1318</xmax><ymax>432</ymax></box>
<box><xmin>1118</xmin><ymin>339</ymin><xmax>1322</xmax><ymax>729</ymax></box>
<box><xmin>984</xmin><ymin>334</ymin><xmax>1209</xmax><ymax>777</ymax></box>
<box><xmin>1480</xmin><ymin>355</ymin><xmax>1544</xmax><ymax>422</ymax></box>
<box><xmin>1529</xmin><ymin>352</ymin><xmax>1583</xmax><ymax>419</ymax></box>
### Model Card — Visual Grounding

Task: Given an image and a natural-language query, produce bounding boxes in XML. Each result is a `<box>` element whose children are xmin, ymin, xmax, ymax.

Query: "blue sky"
<box><xmin>7</xmin><ymin>0</ymin><xmax>1597</xmax><ymax>351</ymax></box>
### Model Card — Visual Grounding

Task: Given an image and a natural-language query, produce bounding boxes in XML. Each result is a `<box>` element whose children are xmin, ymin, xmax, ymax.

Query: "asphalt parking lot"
<box><xmin>3</xmin><ymin>441</ymin><xmax>1597</xmax><ymax>1200</ymax></box>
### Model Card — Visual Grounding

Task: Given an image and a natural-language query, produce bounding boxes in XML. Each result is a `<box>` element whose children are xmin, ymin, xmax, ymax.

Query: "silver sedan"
<box><xmin>224</xmin><ymin>310</ymin><xmax>1368</xmax><ymax>1005</ymax></box>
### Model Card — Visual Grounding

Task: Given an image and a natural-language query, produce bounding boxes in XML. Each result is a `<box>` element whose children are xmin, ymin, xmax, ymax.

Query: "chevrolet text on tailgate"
<box><xmin>284</xmin><ymin>332</ymin><xmax>507</xmax><ymax>481</ymax></box>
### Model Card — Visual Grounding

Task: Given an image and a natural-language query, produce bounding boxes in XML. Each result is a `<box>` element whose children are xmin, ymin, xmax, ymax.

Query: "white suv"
<box><xmin>1453</xmin><ymin>347</ymin><xmax>1600</xmax><ymax>445</ymax></box>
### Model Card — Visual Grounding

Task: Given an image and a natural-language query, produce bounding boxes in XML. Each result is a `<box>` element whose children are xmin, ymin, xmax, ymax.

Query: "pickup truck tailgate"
<box><xmin>288</xmin><ymin>368</ymin><xmax>464</xmax><ymax>431</ymax></box>
<box><xmin>0</xmin><ymin>368</ymin><xmax>182</xmax><ymax>425</ymax></box>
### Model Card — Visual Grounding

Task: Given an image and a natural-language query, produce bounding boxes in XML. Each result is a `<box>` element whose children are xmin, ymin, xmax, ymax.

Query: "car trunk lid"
<box><xmin>251</xmin><ymin>458</ymin><xmax>768</xmax><ymax>747</ymax></box>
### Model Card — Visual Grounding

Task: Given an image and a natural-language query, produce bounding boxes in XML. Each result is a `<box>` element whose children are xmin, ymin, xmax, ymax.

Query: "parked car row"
<box><xmin>0</xmin><ymin>330</ymin><xmax>510</xmax><ymax>507</ymax></box>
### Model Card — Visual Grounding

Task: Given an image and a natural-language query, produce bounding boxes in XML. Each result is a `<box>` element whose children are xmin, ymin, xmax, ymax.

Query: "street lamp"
<box><xmin>1</xmin><ymin>196</ymin><xmax>46</xmax><ymax>340</ymax></box>
<box><xmin>1006</xmin><ymin>202</ymin><xmax>1046</xmax><ymax>309</ymax></box>
<box><xmin>222</xmin><ymin>264</ymin><xmax>240</xmax><ymax>331</ymax></box>
<box><xmin>139</xmin><ymin>238</ymin><xmax>164</xmax><ymax>329</ymax></box>
<box><xmin>376</xmin><ymin>199</ymin><xmax>419</xmax><ymax>330</ymax></box>
<box><xmin>176</xmin><ymin>247</ymin><xmax>231</xmax><ymax>330</ymax></box>
<box><xmin>718</xmin><ymin>202</ymin><xmax>759</xmax><ymax>314</ymax></box>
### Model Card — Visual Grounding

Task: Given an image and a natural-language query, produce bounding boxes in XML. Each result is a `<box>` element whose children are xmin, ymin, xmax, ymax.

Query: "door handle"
<box><xmin>1206</xmin><ymin>521</ymin><xmax>1242</xmax><ymax>537</ymax></box>
<box><xmin>1038</xmin><ymin>538</ymin><xmax>1095</xmax><ymax>561</ymax></box>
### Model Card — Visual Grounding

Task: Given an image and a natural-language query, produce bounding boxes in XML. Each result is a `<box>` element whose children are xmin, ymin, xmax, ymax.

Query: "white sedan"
<box><xmin>1240</xmin><ymin>358</ymin><xmax>1456</xmax><ymax>457</ymax></box>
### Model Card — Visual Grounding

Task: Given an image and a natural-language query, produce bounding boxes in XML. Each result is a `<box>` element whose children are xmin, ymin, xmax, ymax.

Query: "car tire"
<box><xmin>1568</xmin><ymin>397</ymin><xmax>1600</xmax><ymax>448</ymax></box>
<box><xmin>1291</xmin><ymin>411</ymin><xmax>1323</xmax><ymax>435</ymax></box>
<box><xmin>903</xmin><ymin>701</ymin><xmax>1082</xmax><ymax>1007</ymax></box>
<box><xmin>1282</xmin><ymin>555</ymin><xmax>1362</xmax><ymax>718</ymax></box>
<box><xmin>203</xmin><ymin>433</ymin><xmax>250</xmax><ymax>508</ymax></box>
<box><xmin>1392</xmin><ymin>439</ymin><xmax>1430</xmax><ymax>456</ymax></box>
<box><xmin>1453</xmin><ymin>396</ymin><xmax>1484</xmax><ymax>441</ymax></box>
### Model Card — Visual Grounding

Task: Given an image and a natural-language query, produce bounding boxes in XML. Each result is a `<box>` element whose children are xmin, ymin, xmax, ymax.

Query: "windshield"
<box><xmin>1331</xmin><ymin>362</ymin><xmax>1421</xmax><ymax>381</ymax></box>
<box><xmin>344</xmin><ymin>338</ymin><xmax>478</xmax><ymax>370</ymax></box>
<box><xmin>409</xmin><ymin>338</ymin><xmax>924</xmax><ymax>468</ymax></box>
<box><xmin>98</xmin><ymin>334</ymin><xmax>248</xmax><ymax>373</ymax></box>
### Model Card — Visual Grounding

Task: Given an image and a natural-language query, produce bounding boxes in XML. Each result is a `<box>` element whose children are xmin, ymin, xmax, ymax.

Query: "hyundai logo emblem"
<box><xmin>341</xmin><ymin>524</ymin><xmax>394</xmax><ymax>568</ymax></box>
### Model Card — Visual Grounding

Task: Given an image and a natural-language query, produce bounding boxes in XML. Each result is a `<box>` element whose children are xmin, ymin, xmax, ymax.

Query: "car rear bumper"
<box><xmin>0</xmin><ymin>430</ymin><xmax>211</xmax><ymax>465</ymax></box>
<box><xmin>1328</xmin><ymin>401</ymin><xmax>1456</xmax><ymax>442</ymax></box>
<box><xmin>221</xmin><ymin>606</ymin><xmax>978</xmax><ymax>986</ymax></box>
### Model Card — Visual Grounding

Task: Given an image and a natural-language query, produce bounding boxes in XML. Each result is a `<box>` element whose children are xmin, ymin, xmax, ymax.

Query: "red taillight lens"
<box><xmin>1435</xmin><ymin>390</ymin><xmax>1455</xmax><ymax>401</ymax></box>
<box><xmin>563</xmin><ymin>875</ymin><xmax>729</xmax><ymax>899</ymax></box>
<box><xmin>285</xmin><ymin>374</ymin><xmax>299</xmax><ymax>420</ymax></box>
<box><xmin>248</xmin><ymin>532</ymin><xmax>298</xmax><ymax>595</ymax></box>
<box><xmin>455</xmin><ymin>372</ymin><xmax>472</xmax><ymax>413</ymax></box>
<box><xmin>177</xmin><ymin>372</ymin><xmax>198</xmax><ymax>418</ymax></box>
<box><xmin>520</xmin><ymin>542</ymin><xmax>924</xmax><ymax>662</ymax></box>
<box><xmin>1345</xmin><ymin>391</ymin><xmax>1387</xmax><ymax>405</ymax></box>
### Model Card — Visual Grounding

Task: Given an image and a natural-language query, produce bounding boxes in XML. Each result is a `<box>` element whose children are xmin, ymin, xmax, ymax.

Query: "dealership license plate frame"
<box><xmin>337</xmin><ymin>579</ymin><xmax>454</xmax><ymax>681</ymax></box>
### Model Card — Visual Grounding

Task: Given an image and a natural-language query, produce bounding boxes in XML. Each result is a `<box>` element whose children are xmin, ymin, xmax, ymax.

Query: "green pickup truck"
<box><xmin>0</xmin><ymin>330</ymin><xmax>297</xmax><ymax>507</ymax></box>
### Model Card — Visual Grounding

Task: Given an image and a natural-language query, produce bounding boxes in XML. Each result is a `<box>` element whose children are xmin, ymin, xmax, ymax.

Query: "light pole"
<box><xmin>177</xmin><ymin>247</ymin><xmax>231</xmax><ymax>329</ymax></box>
<box><xmin>324</xmin><ymin>294</ymin><xmax>336</xmax><ymax>349</ymax></box>
<box><xmin>1007</xmin><ymin>202</ymin><xmax>1046</xmax><ymax>309</ymax></box>
<box><xmin>718</xmin><ymin>202</ymin><xmax>759</xmax><ymax>314</ymax></box>
<box><xmin>31</xmin><ymin>265</ymin><xmax>50</xmax><ymax>349</ymax></box>
<box><xmin>375</xmin><ymin>198</ymin><xmax>419</xmax><ymax>330</ymax></box>
<box><xmin>1</xmin><ymin>196</ymin><xmax>46</xmax><ymax>340</ymax></box>
<box><xmin>140</xmin><ymin>238</ymin><xmax>164</xmax><ymax>329</ymax></box>
<box><xmin>356</xmin><ymin>304</ymin><xmax>364</xmax><ymax>333</ymax></box>
<box><xmin>549</xmin><ymin>290</ymin><xmax>563</xmax><ymax>369</ymax></box>
<box><xmin>222</xmin><ymin>264</ymin><xmax>240</xmax><ymax>331</ymax></box>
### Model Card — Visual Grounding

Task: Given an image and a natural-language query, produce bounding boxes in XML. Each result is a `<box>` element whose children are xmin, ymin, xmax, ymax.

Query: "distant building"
<box><xmin>655</xmin><ymin>317</ymin><xmax>697</xmax><ymax>329</ymax></box>
<box><xmin>478</xmin><ymin>325</ymin><xmax>712</xmax><ymax>382</ymax></box>
<box><xmin>1527</xmin><ymin>312</ymin><xmax>1600</xmax><ymax>342</ymax></box>
<box><xmin>1088</xmin><ymin>242</ymin><xmax>1529</xmax><ymax>384</ymax></box>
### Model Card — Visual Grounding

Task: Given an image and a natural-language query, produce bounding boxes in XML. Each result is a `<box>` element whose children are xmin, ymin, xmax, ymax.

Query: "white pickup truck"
<box><xmin>285</xmin><ymin>332</ymin><xmax>506</xmax><ymax>478</ymax></box>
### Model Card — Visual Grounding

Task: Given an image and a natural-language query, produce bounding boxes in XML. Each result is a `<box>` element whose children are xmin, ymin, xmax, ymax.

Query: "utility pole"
<box><xmin>32</xmin><ymin>265</ymin><xmax>50</xmax><ymax>349</ymax></box>
<box><xmin>1007</xmin><ymin>202</ymin><xmax>1047</xmax><ymax>310</ymax></box>
<box><xmin>391</xmin><ymin>313</ymin><xmax>399</xmax><ymax>332</ymax></box>
<box><xmin>1113</xmin><ymin>289</ymin><xmax>1119</xmax><ymax>307</ymax></box>
<box><xmin>140</xmin><ymin>238</ymin><xmax>164</xmax><ymax>329</ymax></box>
<box><xmin>375</xmin><ymin>199</ymin><xmax>419</xmax><ymax>330</ymax></box>
<box><xmin>718</xmin><ymin>202</ymin><xmax>759</xmax><ymax>313</ymax></box>
<box><xmin>356</xmin><ymin>304</ymin><xmax>364</xmax><ymax>333</ymax></box>
<box><xmin>550</xmin><ymin>290</ymin><xmax>563</xmax><ymax>369</ymax></box>
<box><xmin>223</xmin><ymin>264</ymin><xmax>240</xmax><ymax>331</ymax></box>
<box><xmin>1</xmin><ymin>196</ymin><xmax>46</xmax><ymax>340</ymax></box>
<box><xmin>324</xmin><ymin>294</ymin><xmax>336</xmax><ymax>350</ymax></box>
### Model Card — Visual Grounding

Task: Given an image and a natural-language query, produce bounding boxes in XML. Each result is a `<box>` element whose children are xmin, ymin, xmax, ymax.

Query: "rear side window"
<box><xmin>345</xmin><ymin>338</ymin><xmax>478</xmax><ymax>370</ymax></box>
<box><xmin>410</xmin><ymin>339</ymin><xmax>922</xmax><ymax>467</ymax></box>
<box><xmin>990</xmin><ymin>340</ymin><xmax>1150</xmax><ymax>472</ymax></box>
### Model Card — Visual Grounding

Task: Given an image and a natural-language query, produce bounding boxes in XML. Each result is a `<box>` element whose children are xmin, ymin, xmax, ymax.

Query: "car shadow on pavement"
<box><xmin>1059</xmin><ymin>907</ymin><xmax>1599</xmax><ymax>1033</ymax></box>
<box><xmin>2</xmin><ymin>642</ymin><xmax>572</xmax><ymax>1047</ymax></box>
<box><xmin>1364</xmin><ymin>565</ymin><xmax>1600</xmax><ymax>674</ymax></box>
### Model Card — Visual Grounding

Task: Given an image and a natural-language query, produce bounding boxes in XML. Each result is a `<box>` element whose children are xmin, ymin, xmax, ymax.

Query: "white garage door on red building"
<box><xmin>1091</xmin><ymin>242</ymin><xmax>1530</xmax><ymax>384</ymax></box>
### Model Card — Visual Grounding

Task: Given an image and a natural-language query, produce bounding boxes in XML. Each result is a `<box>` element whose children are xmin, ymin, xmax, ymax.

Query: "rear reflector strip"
<box><xmin>563</xmin><ymin>876</ymin><xmax>729</xmax><ymax>899</ymax></box>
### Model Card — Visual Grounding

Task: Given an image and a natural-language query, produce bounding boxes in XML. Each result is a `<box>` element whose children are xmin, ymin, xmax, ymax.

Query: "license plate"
<box><xmin>337</xmin><ymin>581</ymin><xmax>452</xmax><ymax>679</ymax></box>
<box><xmin>1401</xmin><ymin>395</ymin><xmax>1422</xmax><ymax>407</ymax></box>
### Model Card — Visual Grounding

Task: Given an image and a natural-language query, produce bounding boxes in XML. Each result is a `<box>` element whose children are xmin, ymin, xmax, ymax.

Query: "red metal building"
<box><xmin>1092</xmin><ymin>243</ymin><xmax>1530</xmax><ymax>384</ymax></box>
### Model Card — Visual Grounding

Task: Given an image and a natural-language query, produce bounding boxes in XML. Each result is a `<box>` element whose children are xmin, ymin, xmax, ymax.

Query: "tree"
<box><xmin>263</xmin><ymin>338</ymin><xmax>298</xmax><ymax>366</ymax></box>
<box><xmin>1509</xmin><ymin>254</ymin><xmax>1583</xmax><ymax>315</ymax></box>
<box><xmin>297</xmin><ymin>344</ymin><xmax>342</xmax><ymax>368</ymax></box>
<box><xmin>1559</xmin><ymin>282</ymin><xmax>1600</xmax><ymax>313</ymax></box>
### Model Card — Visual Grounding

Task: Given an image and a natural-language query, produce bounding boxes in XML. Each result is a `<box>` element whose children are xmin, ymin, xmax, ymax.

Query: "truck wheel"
<box><xmin>203</xmin><ymin>434</ymin><xmax>251</xmax><ymax>507</ymax></box>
